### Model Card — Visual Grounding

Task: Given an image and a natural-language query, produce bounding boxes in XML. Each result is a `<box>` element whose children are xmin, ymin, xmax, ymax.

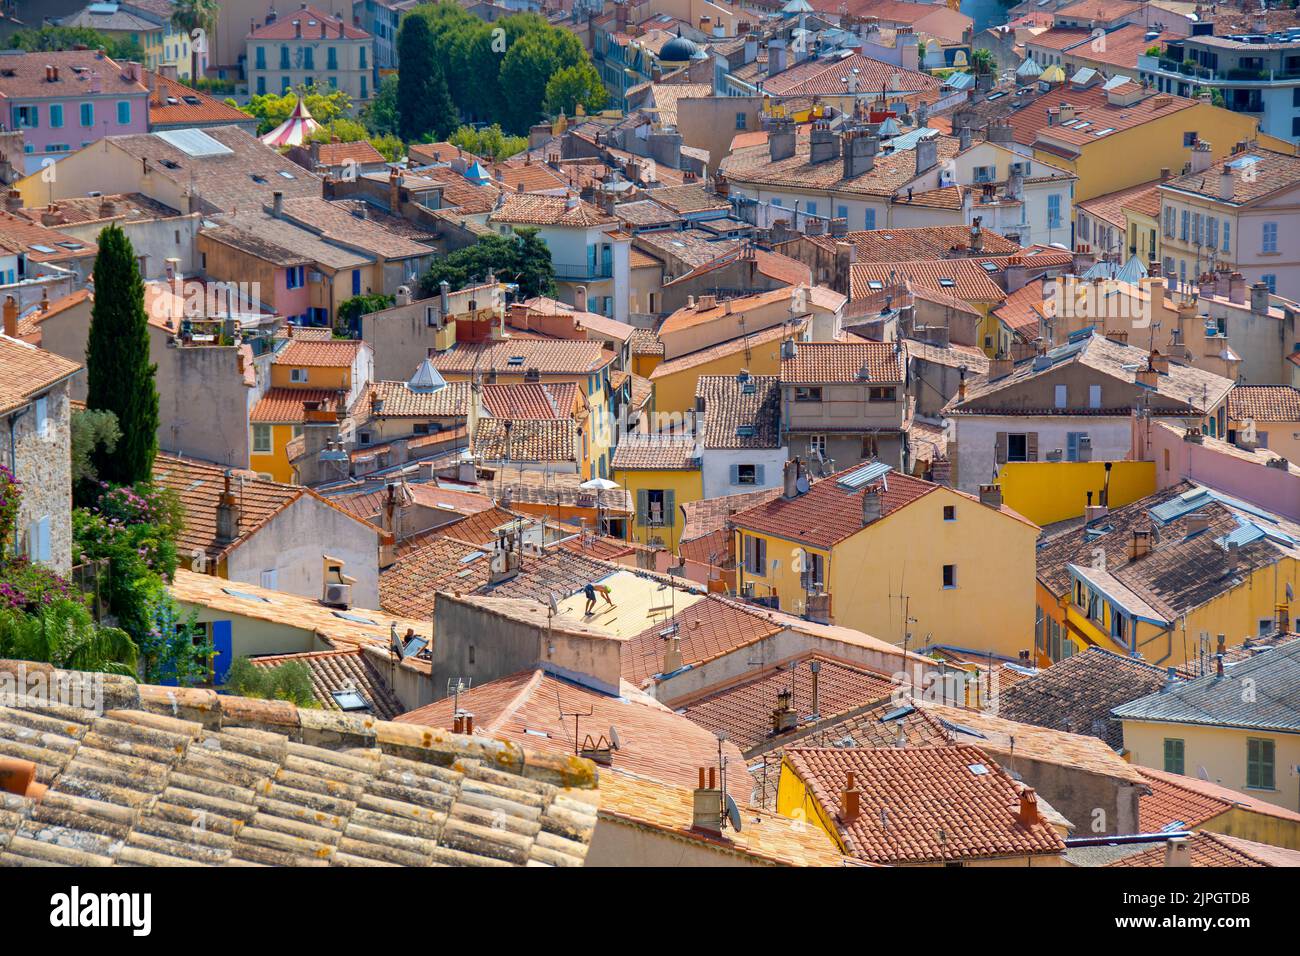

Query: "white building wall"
<box><xmin>701</xmin><ymin>446</ymin><xmax>788</xmax><ymax>499</ymax></box>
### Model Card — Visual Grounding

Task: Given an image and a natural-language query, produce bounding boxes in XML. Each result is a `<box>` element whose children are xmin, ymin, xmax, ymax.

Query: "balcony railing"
<box><xmin>1140</xmin><ymin>54</ymin><xmax>1300</xmax><ymax>85</ymax></box>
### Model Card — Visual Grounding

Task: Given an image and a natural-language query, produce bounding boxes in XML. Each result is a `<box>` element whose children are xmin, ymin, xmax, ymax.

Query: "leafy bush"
<box><xmin>222</xmin><ymin>656</ymin><xmax>317</xmax><ymax>706</ymax></box>
<box><xmin>139</xmin><ymin>594</ymin><xmax>213</xmax><ymax>687</ymax></box>
<box><xmin>0</xmin><ymin>559</ymin><xmax>75</xmax><ymax>612</ymax></box>
<box><xmin>0</xmin><ymin>463</ymin><xmax>18</xmax><ymax>554</ymax></box>
<box><xmin>0</xmin><ymin>599</ymin><xmax>137</xmax><ymax>676</ymax></box>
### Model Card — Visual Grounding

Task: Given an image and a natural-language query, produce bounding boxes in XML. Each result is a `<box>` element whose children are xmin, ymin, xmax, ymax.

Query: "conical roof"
<box><xmin>1016</xmin><ymin>56</ymin><xmax>1042</xmax><ymax>79</ymax></box>
<box><xmin>260</xmin><ymin>94</ymin><xmax>321</xmax><ymax>148</ymax></box>
<box><xmin>408</xmin><ymin>358</ymin><xmax>447</xmax><ymax>393</ymax></box>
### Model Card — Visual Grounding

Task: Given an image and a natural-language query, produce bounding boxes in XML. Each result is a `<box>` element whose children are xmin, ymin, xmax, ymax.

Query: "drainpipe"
<box><xmin>6</xmin><ymin>403</ymin><xmax>30</xmax><ymax>558</ymax></box>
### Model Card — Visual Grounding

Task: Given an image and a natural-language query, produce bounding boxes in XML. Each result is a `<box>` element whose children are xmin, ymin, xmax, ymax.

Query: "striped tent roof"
<box><xmin>260</xmin><ymin>95</ymin><xmax>321</xmax><ymax>148</ymax></box>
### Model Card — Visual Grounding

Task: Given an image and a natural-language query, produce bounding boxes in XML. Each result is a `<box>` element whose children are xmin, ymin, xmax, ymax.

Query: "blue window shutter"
<box><xmin>755</xmin><ymin>463</ymin><xmax>765</xmax><ymax>484</ymax></box>
<box><xmin>1067</xmin><ymin>432</ymin><xmax>1079</xmax><ymax>461</ymax></box>
<box><xmin>729</xmin><ymin>463</ymin><xmax>739</xmax><ymax>484</ymax></box>
<box><xmin>211</xmin><ymin>620</ymin><xmax>233</xmax><ymax>685</ymax></box>
<box><xmin>352</xmin><ymin>269</ymin><xmax>361</xmax><ymax>296</ymax></box>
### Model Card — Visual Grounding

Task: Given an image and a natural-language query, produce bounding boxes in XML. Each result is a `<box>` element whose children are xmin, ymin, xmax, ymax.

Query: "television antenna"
<box><xmin>446</xmin><ymin>677</ymin><xmax>472</xmax><ymax>712</ymax></box>
<box><xmin>557</xmin><ymin>690</ymin><xmax>594</xmax><ymax>755</ymax></box>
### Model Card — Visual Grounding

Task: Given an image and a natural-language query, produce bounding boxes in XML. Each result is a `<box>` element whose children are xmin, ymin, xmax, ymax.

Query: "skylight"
<box><xmin>332</xmin><ymin>610</ymin><xmax>378</xmax><ymax>624</ymax></box>
<box><xmin>967</xmin><ymin>763</ymin><xmax>990</xmax><ymax>775</ymax></box>
<box><xmin>154</xmin><ymin>128</ymin><xmax>233</xmax><ymax>158</ymax></box>
<box><xmin>222</xmin><ymin>588</ymin><xmax>270</xmax><ymax>603</ymax></box>
<box><xmin>331</xmin><ymin>690</ymin><xmax>370</xmax><ymax>711</ymax></box>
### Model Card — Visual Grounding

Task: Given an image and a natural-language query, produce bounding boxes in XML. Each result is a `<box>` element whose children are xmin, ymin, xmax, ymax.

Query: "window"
<box><xmin>358</xmin><ymin>431</ymin><xmax>372</xmax><ymax>445</ymax></box>
<box><xmin>1262</xmin><ymin>274</ymin><xmax>1277</xmax><ymax>293</ymax></box>
<box><xmin>1180</xmin><ymin>209</ymin><xmax>1189</xmax><ymax>241</ymax></box>
<box><xmin>806</xmin><ymin>201</ymin><xmax>818</xmax><ymax>217</ymax></box>
<box><xmin>809</xmin><ymin>434</ymin><xmax>827</xmax><ymax>458</ymax></box>
<box><xmin>973</xmin><ymin>165</ymin><xmax>996</xmax><ymax>183</ymax></box>
<box><xmin>640</xmin><ymin>488</ymin><xmax>674</xmax><ymax>528</ymax></box>
<box><xmin>117</xmin><ymin>100</ymin><xmax>131</xmax><ymax>125</ymax></box>
<box><xmin>352</xmin><ymin>269</ymin><xmax>361</xmax><ymax>296</ymax></box>
<box><xmin>33</xmin><ymin>395</ymin><xmax>49</xmax><ymax>438</ymax></box>
<box><xmin>943</xmin><ymin>505</ymin><xmax>956</xmax><ymax>521</ymax></box>
<box><xmin>735</xmin><ymin>112</ymin><xmax>747</xmax><ymax>130</ymax></box>
<box><xmin>49</xmin><ymin>104</ymin><xmax>63</xmax><ymax>128</ymax></box>
<box><xmin>864</xmin><ymin>208</ymin><xmax>875</xmax><ymax>230</ymax></box>
<box><xmin>1222</xmin><ymin>220</ymin><xmax>1231</xmax><ymax>253</ymax></box>
<box><xmin>80</xmin><ymin>103</ymin><xmax>94</xmax><ymax>127</ymax></box>
<box><xmin>1163</xmin><ymin>738</ymin><xmax>1185</xmax><ymax>775</ymax></box>
<box><xmin>286</xmin><ymin>265</ymin><xmax>305</xmax><ymax>289</ymax></box>
<box><xmin>743</xmin><ymin>535</ymin><xmax>767</xmax><ymax>576</ymax></box>
<box><xmin>260</xmin><ymin>569</ymin><xmax>278</xmax><ymax>589</ymax></box>
<box><xmin>256</xmin><ymin>46</ymin><xmax>266</xmax><ymax>70</ymax></box>
<box><xmin>303</xmin><ymin>47</ymin><xmax>315</xmax><ymax>70</ymax></box>
<box><xmin>1163</xmin><ymin>206</ymin><xmax>1174</xmax><ymax>238</ymax></box>
<box><xmin>942</xmin><ymin>564</ymin><xmax>957</xmax><ymax>588</ymax></box>
<box><xmin>1054</xmin><ymin>384</ymin><xmax>1068</xmax><ymax>409</ymax></box>
<box><xmin>734</xmin><ymin>463</ymin><xmax>760</xmax><ymax>485</ymax></box>
<box><xmin>1183</xmin><ymin>131</ymin><xmax>1198</xmax><ymax>147</ymax></box>
<box><xmin>1006</xmin><ymin>433</ymin><xmax>1029</xmax><ymax>462</ymax></box>
<box><xmin>794</xmin><ymin>386</ymin><xmax>822</xmax><ymax>402</ymax></box>
<box><xmin>252</xmin><ymin>424</ymin><xmax>272</xmax><ymax>454</ymax></box>
<box><xmin>280</xmin><ymin>45</ymin><xmax>291</xmax><ymax>69</ymax></box>
<box><xmin>1047</xmin><ymin>193</ymin><xmax>1062</xmax><ymax>228</ymax></box>
<box><xmin>868</xmin><ymin>386</ymin><xmax>896</xmax><ymax>402</ymax></box>
<box><xmin>360</xmin><ymin>47</ymin><xmax>367</xmax><ymax>69</ymax></box>
<box><xmin>1067</xmin><ymin>432</ymin><xmax>1089</xmax><ymax>461</ymax></box>
<box><xmin>1262</xmin><ymin>221</ymin><xmax>1278</xmax><ymax>253</ymax></box>
<box><xmin>360</xmin><ymin>76</ymin><xmax>366</xmax><ymax>99</ymax></box>
<box><xmin>256</xmin><ymin>76</ymin><xmax>267</xmax><ymax>95</ymax></box>
<box><xmin>1088</xmin><ymin>384</ymin><xmax>1101</xmax><ymax>409</ymax></box>
<box><xmin>1246</xmin><ymin>738</ymin><xmax>1275</xmax><ymax>790</ymax></box>
<box><xmin>837</xmin><ymin>205</ymin><xmax>848</xmax><ymax>221</ymax></box>
<box><xmin>14</xmin><ymin>105</ymin><xmax>38</xmax><ymax>128</ymax></box>
<box><xmin>290</xmin><ymin>368</ymin><xmax>309</xmax><ymax>383</ymax></box>
<box><xmin>803</xmin><ymin>552</ymin><xmax>824</xmax><ymax>589</ymax></box>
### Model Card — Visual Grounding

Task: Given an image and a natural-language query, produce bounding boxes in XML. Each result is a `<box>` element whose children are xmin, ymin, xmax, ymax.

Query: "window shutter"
<box><xmin>754</xmin><ymin>464</ymin><xmax>765</xmax><ymax>484</ymax></box>
<box><xmin>636</xmin><ymin>488</ymin><xmax>648</xmax><ymax>524</ymax></box>
<box><xmin>1067</xmin><ymin>432</ymin><xmax>1079</xmax><ymax>461</ymax></box>
<box><xmin>729</xmin><ymin>463</ymin><xmax>739</xmax><ymax>485</ymax></box>
<box><xmin>664</xmin><ymin>489</ymin><xmax>676</xmax><ymax>526</ymax></box>
<box><xmin>995</xmin><ymin>432</ymin><xmax>1008</xmax><ymax>464</ymax></box>
<box><xmin>757</xmin><ymin>537</ymin><xmax>766</xmax><ymax>574</ymax></box>
<box><xmin>1027</xmin><ymin>432</ymin><xmax>1039</xmax><ymax>461</ymax></box>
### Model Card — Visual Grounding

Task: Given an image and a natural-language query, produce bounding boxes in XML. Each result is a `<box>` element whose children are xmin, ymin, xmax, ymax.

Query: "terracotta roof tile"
<box><xmin>273</xmin><ymin>338</ymin><xmax>363</xmax><ymax>367</ymax></box>
<box><xmin>762</xmin><ymin>53</ymin><xmax>942</xmax><ymax>99</ymax></box>
<box><xmin>697</xmin><ymin>373</ymin><xmax>782</xmax><ymax>449</ymax></box>
<box><xmin>489</xmin><ymin>193</ymin><xmax>617</xmax><ymax>228</ymax></box>
<box><xmin>146</xmin><ymin>69</ymin><xmax>252</xmax><ymax>128</ymax></box>
<box><xmin>649</xmin><ymin>320</ymin><xmax>807</xmax><ymax>380</ymax></box>
<box><xmin>396</xmin><ymin>668</ymin><xmax>754</xmax><ymax>801</ymax></box>
<box><xmin>1227</xmin><ymin>385</ymin><xmax>1300</xmax><ymax>422</ymax></box>
<box><xmin>429</xmin><ymin>339</ymin><xmax>611</xmax><ymax>375</ymax></box>
<box><xmin>796</xmin><ymin>225</ymin><xmax>1020</xmax><ymax>262</ymax></box>
<box><xmin>379</xmin><ymin>536</ymin><xmax>493</xmax><ymax>617</ymax></box>
<box><xmin>0</xmin><ymin>336</ymin><xmax>81</xmax><ymax>415</ymax></box>
<box><xmin>480</xmin><ymin>381</ymin><xmax>578</xmax><ymax>419</ymax></box>
<box><xmin>621</xmin><ymin>595</ymin><xmax>784</xmax><ymax>686</ymax></box>
<box><xmin>785</xmin><ymin>745</ymin><xmax>1066</xmax><ymax>863</ymax></box>
<box><xmin>1078</xmin><ymin>179</ymin><xmax>1162</xmax><ymax>230</ymax></box>
<box><xmin>680</xmin><ymin>487</ymin><xmax>782</xmax><ymax>541</ymax></box>
<box><xmin>313</xmin><ymin>140</ymin><xmax>386</xmax><ymax>167</ymax></box>
<box><xmin>250</xmin><ymin>387</ymin><xmax>343</xmax><ymax>423</ymax></box>
<box><xmin>782</xmin><ymin>341</ymin><xmax>905</xmax><ymax>385</ymax></box>
<box><xmin>247</xmin><ymin>4</ymin><xmax>370</xmax><ymax>39</ymax></box>
<box><xmin>360</xmin><ymin>379</ymin><xmax>470</xmax><ymax>419</ymax></box>
<box><xmin>1137</xmin><ymin>765</ymin><xmax>1300</xmax><ymax>832</ymax></box>
<box><xmin>611</xmin><ymin>434</ymin><xmax>700</xmax><ymax>470</ymax></box>
<box><xmin>472</xmin><ymin>417</ymin><xmax>578</xmax><ymax>464</ymax></box>
<box><xmin>1108</xmin><ymin>831</ymin><xmax>1300</xmax><ymax>867</ymax></box>
<box><xmin>250</xmin><ymin>646</ymin><xmax>405</xmax><ymax>719</ymax></box>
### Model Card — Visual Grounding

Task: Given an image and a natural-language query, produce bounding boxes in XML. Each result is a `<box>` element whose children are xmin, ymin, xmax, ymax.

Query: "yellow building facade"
<box><xmin>613</xmin><ymin>462</ymin><xmax>704</xmax><ymax>549</ymax></box>
<box><xmin>997</xmin><ymin>461</ymin><xmax>1156</xmax><ymax>527</ymax></box>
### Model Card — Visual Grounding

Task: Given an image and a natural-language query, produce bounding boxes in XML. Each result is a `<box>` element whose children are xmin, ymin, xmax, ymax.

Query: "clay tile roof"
<box><xmin>1137</xmin><ymin>765</ymin><xmax>1300</xmax><ymax>832</ymax></box>
<box><xmin>611</xmin><ymin>433</ymin><xmax>700</xmax><ymax>471</ymax></box>
<box><xmin>851</xmin><ymin>257</ymin><xmax>1008</xmax><ymax>302</ymax></box>
<box><xmin>1227</xmin><ymin>384</ymin><xmax>1300</xmax><ymax>422</ymax></box>
<box><xmin>489</xmin><ymin>193</ymin><xmax>617</xmax><ymax>228</ymax></box>
<box><xmin>761</xmin><ymin>52</ymin><xmax>942</xmax><ymax>99</ymax></box>
<box><xmin>680</xmin><ymin>487</ymin><xmax>782</xmax><ymax>541</ymax></box>
<box><xmin>595</xmin><ymin>768</ymin><xmax>850</xmax><ymax>866</ymax></box>
<box><xmin>614</xmin><ymin>200</ymin><xmax>684</xmax><ymax>228</ymax></box>
<box><xmin>429</xmin><ymin>339</ymin><xmax>611</xmax><ymax>375</ymax></box>
<box><xmin>1078</xmin><ymin>179</ymin><xmax>1163</xmax><ymax>230</ymax></box>
<box><xmin>480</xmin><ymin>381</ymin><xmax>578</xmax><ymax>419</ymax></box>
<box><xmin>0</xmin><ymin>336</ymin><xmax>81</xmax><ymax>415</ymax></box>
<box><xmin>273</xmin><ymin>339</ymin><xmax>363</xmax><ymax>367</ymax></box>
<box><xmin>395</xmin><ymin>668</ymin><xmax>754</xmax><ymax>802</ymax></box>
<box><xmin>0</xmin><ymin>660</ymin><xmax>598</xmax><ymax>867</ymax></box>
<box><xmin>247</xmin><ymin>4</ymin><xmax>370</xmax><ymax>39</ymax></box>
<box><xmin>0</xmin><ymin>210</ymin><xmax>97</xmax><ymax>263</ymax></box>
<box><xmin>674</xmin><ymin>654</ymin><xmax>897</xmax><ymax>754</ymax></box>
<box><xmin>0</xmin><ymin>50</ymin><xmax>147</xmax><ymax>99</ymax></box>
<box><xmin>1107</xmin><ymin>831</ymin><xmax>1300</xmax><ymax>867</ymax></box>
<box><xmin>151</xmin><ymin>454</ymin><xmax>311</xmax><ymax>560</ymax></box>
<box><xmin>278</xmin><ymin>197</ymin><xmax>435</xmax><ymax>260</ymax></box>
<box><xmin>379</xmin><ymin>536</ymin><xmax>494</xmax><ymax>617</ymax></box>
<box><xmin>361</xmin><ymin>379</ymin><xmax>470</xmax><ymax>419</ymax></box>
<box><xmin>644</xmin><ymin>183</ymin><xmax>731</xmax><ymax>216</ymax></box>
<box><xmin>313</xmin><ymin>140</ymin><xmax>386</xmax><ymax>167</ymax></box>
<box><xmin>784</xmin><ymin>745</ymin><xmax>1066</xmax><ymax>864</ymax></box>
<box><xmin>146</xmin><ymin>69</ymin><xmax>253</xmax><ymax>128</ymax></box>
<box><xmin>696</xmin><ymin>373</ymin><xmax>781</xmax><ymax>449</ymax></box>
<box><xmin>434</xmin><ymin>507</ymin><xmax>528</xmax><ymax>547</ymax></box>
<box><xmin>782</xmin><ymin>341</ymin><xmax>904</xmax><ymax>385</ymax></box>
<box><xmin>621</xmin><ymin>595</ymin><xmax>784</xmax><ymax>686</ymax></box>
<box><xmin>472</xmin><ymin>417</ymin><xmax>578</xmax><ymax>464</ymax></box>
<box><xmin>996</xmin><ymin>647</ymin><xmax>1168</xmax><ymax>748</ymax></box>
<box><xmin>249</xmin><ymin>646</ymin><xmax>405</xmax><ymax>719</ymax></box>
<box><xmin>799</xmin><ymin>225</ymin><xmax>1020</xmax><ymax>262</ymax></box>
<box><xmin>649</xmin><ymin>319</ymin><xmax>807</xmax><ymax>380</ymax></box>
<box><xmin>250</xmin><ymin>387</ymin><xmax>344</xmax><ymax>423</ymax></box>
<box><xmin>730</xmin><ymin>465</ymin><xmax>937</xmax><ymax>551</ymax></box>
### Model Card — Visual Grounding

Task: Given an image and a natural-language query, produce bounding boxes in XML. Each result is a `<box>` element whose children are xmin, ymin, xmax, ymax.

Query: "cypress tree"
<box><xmin>397</xmin><ymin>13</ymin><xmax>458</xmax><ymax>142</ymax></box>
<box><xmin>85</xmin><ymin>224</ymin><xmax>158</xmax><ymax>486</ymax></box>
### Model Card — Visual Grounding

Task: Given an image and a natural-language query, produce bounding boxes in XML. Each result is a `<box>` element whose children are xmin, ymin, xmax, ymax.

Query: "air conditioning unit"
<box><xmin>323</xmin><ymin>582</ymin><xmax>352</xmax><ymax>607</ymax></box>
<box><xmin>740</xmin><ymin>581</ymin><xmax>755</xmax><ymax>598</ymax></box>
<box><xmin>1046</xmin><ymin>449</ymin><xmax>1063</xmax><ymax>462</ymax></box>
<box><xmin>426</xmin><ymin>306</ymin><xmax>443</xmax><ymax>328</ymax></box>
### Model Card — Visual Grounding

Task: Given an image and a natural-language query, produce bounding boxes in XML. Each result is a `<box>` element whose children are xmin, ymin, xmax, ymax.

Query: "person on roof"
<box><xmin>583</xmin><ymin>582</ymin><xmax>615</xmax><ymax>615</ymax></box>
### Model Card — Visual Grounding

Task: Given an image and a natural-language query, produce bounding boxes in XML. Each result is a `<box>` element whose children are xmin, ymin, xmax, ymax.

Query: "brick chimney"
<box><xmin>862</xmin><ymin>485</ymin><xmax>882</xmax><ymax>524</ymax></box>
<box><xmin>840</xmin><ymin>771</ymin><xmax>860</xmax><ymax>822</ymax></box>
<box><xmin>215</xmin><ymin>470</ymin><xmax>241</xmax><ymax>543</ymax></box>
<box><xmin>771</xmin><ymin>688</ymin><xmax>798</xmax><ymax>733</ymax></box>
<box><xmin>1016</xmin><ymin>785</ymin><xmax>1040</xmax><ymax>827</ymax></box>
<box><xmin>1129</xmin><ymin>528</ymin><xmax>1153</xmax><ymax>561</ymax></box>
<box><xmin>692</xmin><ymin>767</ymin><xmax>723</xmax><ymax>833</ymax></box>
<box><xmin>2</xmin><ymin>295</ymin><xmax>17</xmax><ymax>339</ymax></box>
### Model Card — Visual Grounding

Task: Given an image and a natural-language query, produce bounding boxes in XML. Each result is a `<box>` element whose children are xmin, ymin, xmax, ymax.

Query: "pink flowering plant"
<box><xmin>0</xmin><ymin>464</ymin><xmax>19</xmax><ymax>555</ymax></box>
<box><xmin>0</xmin><ymin>464</ymin><xmax>78</xmax><ymax>612</ymax></box>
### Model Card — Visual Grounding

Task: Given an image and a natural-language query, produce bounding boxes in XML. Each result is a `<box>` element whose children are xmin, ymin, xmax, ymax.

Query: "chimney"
<box><xmin>969</xmin><ymin>215</ymin><xmax>983</xmax><ymax>254</ymax></box>
<box><xmin>861</xmin><ymin>486</ymin><xmax>882</xmax><ymax>524</ymax></box>
<box><xmin>1189</xmin><ymin>140</ymin><xmax>1212</xmax><ymax>174</ymax></box>
<box><xmin>663</xmin><ymin>636</ymin><xmax>683</xmax><ymax>673</ymax></box>
<box><xmin>1225</xmin><ymin>271</ymin><xmax>1247</xmax><ymax>304</ymax></box>
<box><xmin>692</xmin><ymin>767</ymin><xmax>723</xmax><ymax>833</ymax></box>
<box><xmin>1129</xmin><ymin>529</ymin><xmax>1153</xmax><ymax>561</ymax></box>
<box><xmin>978</xmin><ymin>484</ymin><xmax>1003</xmax><ymax>509</ymax></box>
<box><xmin>842</xmin><ymin>130</ymin><xmax>878</xmax><ymax>179</ymax></box>
<box><xmin>215</xmin><ymin>471</ymin><xmax>241</xmax><ymax>543</ymax></box>
<box><xmin>1164</xmin><ymin>836</ymin><xmax>1192</xmax><ymax>867</ymax></box>
<box><xmin>2</xmin><ymin>295</ymin><xmax>16</xmax><ymax>339</ymax></box>
<box><xmin>771</xmin><ymin>688</ymin><xmax>798</xmax><ymax>733</ymax></box>
<box><xmin>809</xmin><ymin>123</ymin><xmax>839</xmax><ymax>164</ymax></box>
<box><xmin>1016</xmin><ymin>785</ymin><xmax>1040</xmax><ymax>827</ymax></box>
<box><xmin>272</xmin><ymin>190</ymin><xmax>284</xmax><ymax>218</ymax></box>
<box><xmin>4</xmin><ymin>189</ymin><xmax>22</xmax><ymax>213</ymax></box>
<box><xmin>1135</xmin><ymin>360</ymin><xmax>1159</xmax><ymax>389</ymax></box>
<box><xmin>1225</xmin><ymin>540</ymin><xmax>1240</xmax><ymax>577</ymax></box>
<box><xmin>768</xmin><ymin>39</ymin><xmax>787</xmax><ymax>75</ymax></box>
<box><xmin>840</xmin><ymin>771</ymin><xmax>860</xmax><ymax>822</ymax></box>
<box><xmin>1250</xmin><ymin>281</ymin><xmax>1270</xmax><ymax>316</ymax></box>
<box><xmin>768</xmin><ymin>121</ymin><xmax>796</xmax><ymax>162</ymax></box>
<box><xmin>988</xmin><ymin>353</ymin><xmax>1013</xmax><ymax>378</ymax></box>
<box><xmin>1003</xmin><ymin>256</ymin><xmax>1027</xmax><ymax>293</ymax></box>
<box><xmin>388</xmin><ymin>168</ymin><xmax>402</xmax><ymax>212</ymax></box>
<box><xmin>293</xmin><ymin>18</ymin><xmax>302</xmax><ymax>38</ymax></box>
<box><xmin>1149</xmin><ymin>349</ymin><xmax>1170</xmax><ymax>374</ymax></box>
<box><xmin>783</xmin><ymin>458</ymin><xmax>802</xmax><ymax>498</ymax></box>
<box><xmin>914</xmin><ymin>136</ymin><xmax>938</xmax><ymax>175</ymax></box>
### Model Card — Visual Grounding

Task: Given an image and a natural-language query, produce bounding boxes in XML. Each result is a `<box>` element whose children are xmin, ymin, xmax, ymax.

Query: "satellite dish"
<box><xmin>1197</xmin><ymin>766</ymin><xmax>1210</xmax><ymax>780</ymax></box>
<box><xmin>547</xmin><ymin>591</ymin><xmax>559</xmax><ymax>615</ymax></box>
<box><xmin>725</xmin><ymin>794</ymin><xmax>743</xmax><ymax>833</ymax></box>
<box><xmin>609</xmin><ymin>726</ymin><xmax>621</xmax><ymax>751</ymax></box>
<box><xmin>796</xmin><ymin>476</ymin><xmax>811</xmax><ymax>493</ymax></box>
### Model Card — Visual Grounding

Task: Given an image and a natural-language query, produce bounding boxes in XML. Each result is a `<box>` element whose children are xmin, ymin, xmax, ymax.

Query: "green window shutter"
<box><xmin>1163</xmin><ymin>738</ymin><xmax>1184</xmax><ymax>775</ymax></box>
<box><xmin>636</xmin><ymin>488</ymin><xmax>648</xmax><ymax>525</ymax></box>
<box><xmin>664</xmin><ymin>489</ymin><xmax>676</xmax><ymax>526</ymax></box>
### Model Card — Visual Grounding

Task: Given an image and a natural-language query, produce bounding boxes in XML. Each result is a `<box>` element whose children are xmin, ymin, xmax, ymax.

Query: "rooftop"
<box><xmin>782</xmin><ymin>340</ymin><xmax>905</xmax><ymax>385</ymax></box>
<box><xmin>249</xmin><ymin>646</ymin><xmax>405</xmax><ymax>720</ymax></box>
<box><xmin>1108</xmin><ymin>831</ymin><xmax>1300</xmax><ymax>868</ymax></box>
<box><xmin>428</xmin><ymin>339</ymin><xmax>613</xmax><ymax>376</ymax></box>
<box><xmin>489</xmin><ymin>193</ymin><xmax>617</xmax><ymax>228</ymax></box>
<box><xmin>696</xmin><ymin>373</ymin><xmax>782</xmax><ymax>450</ymax></box>
<box><xmin>0</xmin><ymin>335</ymin><xmax>81</xmax><ymax>416</ymax></box>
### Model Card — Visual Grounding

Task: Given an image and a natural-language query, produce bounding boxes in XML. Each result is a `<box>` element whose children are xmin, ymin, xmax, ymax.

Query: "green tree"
<box><xmin>70</xmin><ymin>408</ymin><xmax>121</xmax><ymax>504</ymax></box>
<box><xmin>449</xmin><ymin>124</ymin><xmax>527</xmax><ymax>161</ymax></box>
<box><xmin>363</xmin><ymin>74</ymin><xmax>401</xmax><ymax>137</ymax></box>
<box><xmin>397</xmin><ymin>12</ymin><xmax>459</xmax><ymax>142</ymax></box>
<box><xmin>969</xmin><ymin>48</ymin><xmax>995</xmax><ymax>75</ymax></box>
<box><xmin>419</xmin><ymin>229</ymin><xmax>555</xmax><ymax>299</ymax></box>
<box><xmin>139</xmin><ymin>595</ymin><xmax>212</xmax><ymax>687</ymax></box>
<box><xmin>336</xmin><ymin>293</ymin><xmax>394</xmax><ymax>336</ymax></box>
<box><xmin>85</xmin><ymin>226</ymin><xmax>158</xmax><ymax>486</ymax></box>
<box><xmin>0</xmin><ymin>599</ymin><xmax>138</xmax><ymax>676</ymax></box>
<box><xmin>8</xmin><ymin>26</ymin><xmax>108</xmax><ymax>52</ymax></box>
<box><xmin>309</xmin><ymin>117</ymin><xmax>372</xmax><ymax>145</ymax></box>
<box><xmin>170</xmin><ymin>0</ymin><xmax>220</xmax><ymax>81</ymax></box>
<box><xmin>543</xmin><ymin>62</ymin><xmax>608</xmax><ymax>118</ymax></box>
<box><xmin>368</xmin><ymin>133</ymin><xmax>405</xmax><ymax>162</ymax></box>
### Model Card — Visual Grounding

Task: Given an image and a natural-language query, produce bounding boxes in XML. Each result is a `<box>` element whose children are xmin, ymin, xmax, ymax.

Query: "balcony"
<box><xmin>553</xmin><ymin>262</ymin><xmax>615</xmax><ymax>281</ymax></box>
<box><xmin>1140</xmin><ymin>54</ymin><xmax>1300</xmax><ymax>86</ymax></box>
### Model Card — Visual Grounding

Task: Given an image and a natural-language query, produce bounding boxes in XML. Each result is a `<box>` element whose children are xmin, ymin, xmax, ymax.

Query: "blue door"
<box><xmin>211</xmin><ymin>620</ymin><xmax>233</xmax><ymax>686</ymax></box>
